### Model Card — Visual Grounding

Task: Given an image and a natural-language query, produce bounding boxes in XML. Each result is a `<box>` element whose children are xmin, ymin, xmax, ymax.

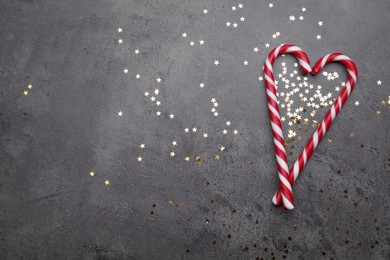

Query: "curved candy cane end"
<box><xmin>272</xmin><ymin>189</ymin><xmax>283</xmax><ymax>206</ymax></box>
<box><xmin>301</xmin><ymin>67</ymin><xmax>312</xmax><ymax>74</ymax></box>
<box><xmin>282</xmin><ymin>195</ymin><xmax>295</xmax><ymax>210</ymax></box>
<box><xmin>272</xmin><ymin>194</ymin><xmax>281</xmax><ymax>206</ymax></box>
<box><xmin>310</xmin><ymin>66</ymin><xmax>322</xmax><ymax>75</ymax></box>
<box><xmin>283</xmin><ymin>203</ymin><xmax>294</xmax><ymax>211</ymax></box>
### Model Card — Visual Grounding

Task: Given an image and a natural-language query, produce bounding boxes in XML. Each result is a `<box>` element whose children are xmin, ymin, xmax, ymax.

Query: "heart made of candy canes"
<box><xmin>264</xmin><ymin>44</ymin><xmax>358</xmax><ymax>210</ymax></box>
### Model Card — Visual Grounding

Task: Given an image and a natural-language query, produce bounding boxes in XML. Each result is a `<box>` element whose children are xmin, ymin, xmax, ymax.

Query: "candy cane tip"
<box><xmin>282</xmin><ymin>198</ymin><xmax>295</xmax><ymax>210</ymax></box>
<box><xmin>272</xmin><ymin>195</ymin><xmax>278</xmax><ymax>205</ymax></box>
<box><xmin>283</xmin><ymin>204</ymin><xmax>294</xmax><ymax>211</ymax></box>
<box><xmin>310</xmin><ymin>67</ymin><xmax>321</xmax><ymax>75</ymax></box>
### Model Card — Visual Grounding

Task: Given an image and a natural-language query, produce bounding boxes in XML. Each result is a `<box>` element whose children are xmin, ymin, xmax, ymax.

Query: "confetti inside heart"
<box><xmin>264</xmin><ymin>44</ymin><xmax>358</xmax><ymax>210</ymax></box>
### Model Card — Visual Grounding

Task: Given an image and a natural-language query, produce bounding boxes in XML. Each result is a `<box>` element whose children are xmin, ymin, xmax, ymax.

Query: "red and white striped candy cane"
<box><xmin>264</xmin><ymin>44</ymin><xmax>358</xmax><ymax>210</ymax></box>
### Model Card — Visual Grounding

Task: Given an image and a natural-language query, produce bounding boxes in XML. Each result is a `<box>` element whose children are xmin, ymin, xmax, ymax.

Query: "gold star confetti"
<box><xmin>196</xmin><ymin>156</ymin><xmax>206</xmax><ymax>165</ymax></box>
<box><xmin>27</xmin><ymin>84</ymin><xmax>33</xmax><ymax>89</ymax></box>
<box><xmin>376</xmin><ymin>110</ymin><xmax>381</xmax><ymax>116</ymax></box>
<box><xmin>184</xmin><ymin>156</ymin><xmax>190</xmax><ymax>161</ymax></box>
<box><xmin>170</xmin><ymin>151</ymin><xmax>175</xmax><ymax>157</ymax></box>
<box><xmin>168</xmin><ymin>200</ymin><xmax>180</xmax><ymax>208</ymax></box>
<box><xmin>89</xmin><ymin>171</ymin><xmax>95</xmax><ymax>176</ymax></box>
<box><xmin>23</xmin><ymin>90</ymin><xmax>28</xmax><ymax>96</ymax></box>
<box><xmin>137</xmin><ymin>156</ymin><xmax>143</xmax><ymax>162</ymax></box>
<box><xmin>104</xmin><ymin>180</ymin><xmax>110</xmax><ymax>185</ymax></box>
<box><xmin>215</xmin><ymin>154</ymin><xmax>220</xmax><ymax>160</ymax></box>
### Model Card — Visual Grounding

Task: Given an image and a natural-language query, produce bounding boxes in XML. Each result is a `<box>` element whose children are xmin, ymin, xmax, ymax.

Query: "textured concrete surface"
<box><xmin>0</xmin><ymin>0</ymin><xmax>389</xmax><ymax>259</ymax></box>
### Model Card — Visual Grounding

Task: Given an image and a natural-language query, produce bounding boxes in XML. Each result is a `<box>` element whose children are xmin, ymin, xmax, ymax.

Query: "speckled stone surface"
<box><xmin>0</xmin><ymin>0</ymin><xmax>389</xmax><ymax>259</ymax></box>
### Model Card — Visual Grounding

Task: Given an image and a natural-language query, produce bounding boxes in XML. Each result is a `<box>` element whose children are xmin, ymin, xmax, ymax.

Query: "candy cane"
<box><xmin>264</xmin><ymin>44</ymin><xmax>358</xmax><ymax>210</ymax></box>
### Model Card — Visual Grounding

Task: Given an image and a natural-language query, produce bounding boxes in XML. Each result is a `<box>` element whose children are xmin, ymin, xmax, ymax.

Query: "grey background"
<box><xmin>0</xmin><ymin>0</ymin><xmax>389</xmax><ymax>259</ymax></box>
